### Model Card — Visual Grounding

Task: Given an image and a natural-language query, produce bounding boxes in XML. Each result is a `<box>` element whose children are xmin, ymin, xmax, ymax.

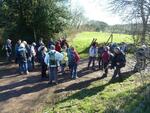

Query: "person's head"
<box><xmin>41</xmin><ymin>46</ymin><xmax>47</xmax><ymax>52</ymax></box>
<box><xmin>18</xmin><ymin>40</ymin><xmax>21</xmax><ymax>45</ymax></box>
<box><xmin>7</xmin><ymin>39</ymin><xmax>11</xmax><ymax>44</ymax></box>
<box><xmin>62</xmin><ymin>46</ymin><xmax>67</xmax><ymax>52</ymax></box>
<box><xmin>114</xmin><ymin>47</ymin><xmax>121</xmax><ymax>54</ymax></box>
<box><xmin>50</xmin><ymin>45</ymin><xmax>55</xmax><ymax>50</ymax></box>
<box><xmin>19</xmin><ymin>43</ymin><xmax>25</xmax><ymax>48</ymax></box>
<box><xmin>32</xmin><ymin>42</ymin><xmax>36</xmax><ymax>46</ymax></box>
<box><xmin>70</xmin><ymin>46</ymin><xmax>75</xmax><ymax>51</ymax></box>
<box><xmin>23</xmin><ymin>41</ymin><xmax>27</xmax><ymax>45</ymax></box>
<box><xmin>142</xmin><ymin>44</ymin><xmax>146</xmax><ymax>49</ymax></box>
<box><xmin>104</xmin><ymin>46</ymin><xmax>110</xmax><ymax>51</ymax></box>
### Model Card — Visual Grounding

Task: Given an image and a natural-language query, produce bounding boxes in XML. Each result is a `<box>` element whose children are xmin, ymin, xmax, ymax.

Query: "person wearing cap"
<box><xmin>17</xmin><ymin>43</ymin><xmax>29</xmax><ymax>75</ymax></box>
<box><xmin>44</xmin><ymin>45</ymin><xmax>64</xmax><ymax>84</ymax></box>
<box><xmin>101</xmin><ymin>46</ymin><xmax>110</xmax><ymax>77</ymax></box>
<box><xmin>111</xmin><ymin>47</ymin><xmax>126</xmax><ymax>79</ymax></box>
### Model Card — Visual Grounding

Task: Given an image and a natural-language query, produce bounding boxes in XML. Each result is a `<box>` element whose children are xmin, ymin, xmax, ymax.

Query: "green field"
<box><xmin>70</xmin><ymin>32</ymin><xmax>133</xmax><ymax>58</ymax></box>
<box><xmin>43</xmin><ymin>73</ymin><xmax>150</xmax><ymax>113</ymax></box>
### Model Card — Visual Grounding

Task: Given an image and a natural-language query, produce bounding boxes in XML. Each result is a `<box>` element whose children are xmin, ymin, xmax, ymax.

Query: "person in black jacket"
<box><xmin>111</xmin><ymin>47</ymin><xmax>126</xmax><ymax>79</ymax></box>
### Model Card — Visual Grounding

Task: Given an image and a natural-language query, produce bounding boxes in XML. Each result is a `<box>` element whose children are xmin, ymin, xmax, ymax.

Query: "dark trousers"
<box><xmin>31</xmin><ymin>56</ymin><xmax>35</xmax><ymax>69</ymax></box>
<box><xmin>103</xmin><ymin>62</ymin><xmax>109</xmax><ymax>75</ymax></box>
<box><xmin>41</xmin><ymin>63</ymin><xmax>47</xmax><ymax>78</ymax></box>
<box><xmin>113</xmin><ymin>67</ymin><xmax>121</xmax><ymax>78</ymax></box>
<box><xmin>98</xmin><ymin>57</ymin><xmax>102</xmax><ymax>69</ymax></box>
<box><xmin>88</xmin><ymin>56</ymin><xmax>96</xmax><ymax>68</ymax></box>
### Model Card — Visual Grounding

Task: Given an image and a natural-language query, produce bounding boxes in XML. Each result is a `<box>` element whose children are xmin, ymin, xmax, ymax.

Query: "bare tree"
<box><xmin>109</xmin><ymin>0</ymin><xmax>150</xmax><ymax>44</ymax></box>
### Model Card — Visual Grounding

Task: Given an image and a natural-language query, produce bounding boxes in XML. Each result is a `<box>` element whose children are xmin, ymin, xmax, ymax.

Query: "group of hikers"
<box><xmin>2</xmin><ymin>38</ymin><xmax>127</xmax><ymax>85</ymax></box>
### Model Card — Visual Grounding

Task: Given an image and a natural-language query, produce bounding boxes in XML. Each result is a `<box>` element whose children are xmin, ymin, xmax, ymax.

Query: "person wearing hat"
<box><xmin>101</xmin><ymin>46</ymin><xmax>110</xmax><ymax>77</ymax></box>
<box><xmin>111</xmin><ymin>47</ymin><xmax>126</xmax><ymax>79</ymax></box>
<box><xmin>17</xmin><ymin>43</ymin><xmax>29</xmax><ymax>75</ymax></box>
<box><xmin>44</xmin><ymin>45</ymin><xmax>64</xmax><ymax>84</ymax></box>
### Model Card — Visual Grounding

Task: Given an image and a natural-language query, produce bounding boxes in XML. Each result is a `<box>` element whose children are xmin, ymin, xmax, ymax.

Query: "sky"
<box><xmin>71</xmin><ymin>0</ymin><xmax>123</xmax><ymax>25</ymax></box>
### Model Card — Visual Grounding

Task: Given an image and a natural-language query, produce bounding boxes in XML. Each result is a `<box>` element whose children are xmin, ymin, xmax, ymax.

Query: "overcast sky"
<box><xmin>71</xmin><ymin>0</ymin><xmax>123</xmax><ymax>25</ymax></box>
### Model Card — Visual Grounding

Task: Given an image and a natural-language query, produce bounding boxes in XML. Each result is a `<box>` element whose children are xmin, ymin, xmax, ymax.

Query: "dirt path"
<box><xmin>0</xmin><ymin>57</ymin><xmax>136</xmax><ymax>113</ymax></box>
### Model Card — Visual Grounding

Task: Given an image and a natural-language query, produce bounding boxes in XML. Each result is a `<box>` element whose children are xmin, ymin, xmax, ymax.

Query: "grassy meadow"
<box><xmin>70</xmin><ymin>32</ymin><xmax>133</xmax><ymax>58</ymax></box>
<box><xmin>43</xmin><ymin>73</ymin><xmax>150</xmax><ymax>113</ymax></box>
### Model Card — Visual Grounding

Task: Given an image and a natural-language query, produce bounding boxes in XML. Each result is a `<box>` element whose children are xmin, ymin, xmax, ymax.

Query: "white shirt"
<box><xmin>89</xmin><ymin>46</ymin><xmax>98</xmax><ymax>57</ymax></box>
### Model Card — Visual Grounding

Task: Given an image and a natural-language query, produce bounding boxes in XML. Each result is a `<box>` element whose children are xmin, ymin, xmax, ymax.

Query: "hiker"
<box><xmin>40</xmin><ymin>46</ymin><xmax>48</xmax><ymax>79</ymax></box>
<box><xmin>88</xmin><ymin>42</ymin><xmax>97</xmax><ymax>70</ymax></box>
<box><xmin>30</xmin><ymin>42</ymin><xmax>36</xmax><ymax>69</ymax></box>
<box><xmin>44</xmin><ymin>45</ymin><xmax>64</xmax><ymax>84</ymax></box>
<box><xmin>120</xmin><ymin>42</ymin><xmax>127</xmax><ymax>53</ymax></box>
<box><xmin>61</xmin><ymin>46</ymin><xmax>68</xmax><ymax>74</ymax></box>
<box><xmin>134</xmin><ymin>45</ymin><xmax>147</xmax><ymax>72</ymax></box>
<box><xmin>15</xmin><ymin>40</ymin><xmax>22</xmax><ymax>63</ymax></box>
<box><xmin>3</xmin><ymin>39</ymin><xmax>12</xmax><ymax>63</ymax></box>
<box><xmin>98</xmin><ymin>44</ymin><xmax>104</xmax><ymax>69</ymax></box>
<box><xmin>61</xmin><ymin>38</ymin><xmax>69</xmax><ymax>48</ymax></box>
<box><xmin>101</xmin><ymin>46</ymin><xmax>110</xmax><ymax>77</ymax></box>
<box><xmin>48</xmin><ymin>38</ymin><xmax>55</xmax><ymax>49</ymax></box>
<box><xmin>68</xmin><ymin>47</ymin><xmax>80</xmax><ymax>79</ymax></box>
<box><xmin>23</xmin><ymin>41</ymin><xmax>32</xmax><ymax>71</ymax></box>
<box><xmin>111</xmin><ymin>47</ymin><xmax>126</xmax><ymax>79</ymax></box>
<box><xmin>17</xmin><ymin>43</ymin><xmax>29</xmax><ymax>75</ymax></box>
<box><xmin>55</xmin><ymin>41</ymin><xmax>61</xmax><ymax>52</ymax></box>
<box><xmin>37</xmin><ymin>42</ymin><xmax>45</xmax><ymax>63</ymax></box>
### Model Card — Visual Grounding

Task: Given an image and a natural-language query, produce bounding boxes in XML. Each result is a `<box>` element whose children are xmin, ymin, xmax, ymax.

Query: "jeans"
<box><xmin>27</xmin><ymin>57</ymin><xmax>32</xmax><ymax>71</ymax></box>
<box><xmin>49</xmin><ymin>67</ymin><xmax>57</xmax><ymax>83</ymax></box>
<box><xmin>88</xmin><ymin>56</ymin><xmax>96</xmax><ymax>68</ymax></box>
<box><xmin>69</xmin><ymin>62</ymin><xmax>78</xmax><ymax>78</ymax></box>
<box><xmin>19</xmin><ymin>61</ymin><xmax>28</xmax><ymax>73</ymax></box>
<box><xmin>103</xmin><ymin>62</ymin><xmax>109</xmax><ymax>75</ymax></box>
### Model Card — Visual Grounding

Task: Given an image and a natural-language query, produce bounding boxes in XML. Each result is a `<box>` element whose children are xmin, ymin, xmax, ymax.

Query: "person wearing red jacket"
<box><xmin>55</xmin><ymin>41</ymin><xmax>61</xmax><ymax>52</ymax></box>
<box><xmin>102</xmin><ymin>46</ymin><xmax>110</xmax><ymax>77</ymax></box>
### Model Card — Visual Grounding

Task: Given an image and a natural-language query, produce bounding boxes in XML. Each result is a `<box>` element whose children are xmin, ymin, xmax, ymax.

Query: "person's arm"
<box><xmin>55</xmin><ymin>52</ymin><xmax>64</xmax><ymax>61</ymax></box>
<box><xmin>44</xmin><ymin>53</ymin><xmax>49</xmax><ymax>66</ymax></box>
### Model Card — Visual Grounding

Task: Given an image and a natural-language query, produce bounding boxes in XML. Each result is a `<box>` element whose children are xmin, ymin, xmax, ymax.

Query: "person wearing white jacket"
<box><xmin>88</xmin><ymin>43</ymin><xmax>98</xmax><ymax>70</ymax></box>
<box><xmin>44</xmin><ymin>45</ymin><xmax>64</xmax><ymax>84</ymax></box>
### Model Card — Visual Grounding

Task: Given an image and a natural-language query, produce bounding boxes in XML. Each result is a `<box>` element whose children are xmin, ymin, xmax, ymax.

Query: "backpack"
<box><xmin>18</xmin><ymin>49</ymin><xmax>27</xmax><ymax>61</ymax></box>
<box><xmin>49</xmin><ymin>51</ymin><xmax>57</xmax><ymax>67</ymax></box>
<box><xmin>69</xmin><ymin>50</ymin><xmax>76</xmax><ymax>63</ymax></box>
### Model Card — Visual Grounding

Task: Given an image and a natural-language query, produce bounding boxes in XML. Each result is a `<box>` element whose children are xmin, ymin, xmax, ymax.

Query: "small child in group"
<box><xmin>101</xmin><ymin>46</ymin><xmax>110</xmax><ymax>77</ymax></box>
<box><xmin>61</xmin><ymin>46</ymin><xmax>68</xmax><ymax>74</ymax></box>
